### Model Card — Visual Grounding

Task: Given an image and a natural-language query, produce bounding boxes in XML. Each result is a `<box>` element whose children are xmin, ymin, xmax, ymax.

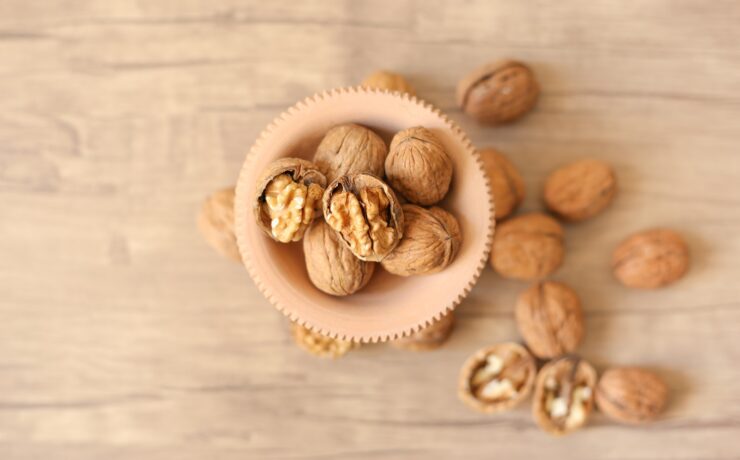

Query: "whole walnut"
<box><xmin>392</xmin><ymin>311</ymin><xmax>455</xmax><ymax>351</ymax></box>
<box><xmin>385</xmin><ymin>127</ymin><xmax>453</xmax><ymax>205</ymax></box>
<box><xmin>303</xmin><ymin>220</ymin><xmax>375</xmax><ymax>296</ymax></box>
<box><xmin>313</xmin><ymin>124</ymin><xmax>388</xmax><ymax>182</ymax></box>
<box><xmin>381</xmin><ymin>204</ymin><xmax>462</xmax><ymax>276</ymax></box>
<box><xmin>515</xmin><ymin>281</ymin><xmax>585</xmax><ymax>359</ymax></box>
<box><xmin>612</xmin><ymin>229</ymin><xmax>689</xmax><ymax>289</ymax></box>
<box><xmin>323</xmin><ymin>173</ymin><xmax>404</xmax><ymax>262</ymax></box>
<box><xmin>456</xmin><ymin>60</ymin><xmax>539</xmax><ymax>125</ymax></box>
<box><xmin>361</xmin><ymin>70</ymin><xmax>416</xmax><ymax>96</ymax></box>
<box><xmin>197</xmin><ymin>186</ymin><xmax>241</xmax><ymax>262</ymax></box>
<box><xmin>290</xmin><ymin>322</ymin><xmax>355</xmax><ymax>358</ymax></box>
<box><xmin>490</xmin><ymin>212</ymin><xmax>565</xmax><ymax>280</ymax></box>
<box><xmin>595</xmin><ymin>367</ymin><xmax>669</xmax><ymax>424</ymax></box>
<box><xmin>544</xmin><ymin>159</ymin><xmax>617</xmax><ymax>221</ymax></box>
<box><xmin>479</xmin><ymin>148</ymin><xmax>525</xmax><ymax>220</ymax></box>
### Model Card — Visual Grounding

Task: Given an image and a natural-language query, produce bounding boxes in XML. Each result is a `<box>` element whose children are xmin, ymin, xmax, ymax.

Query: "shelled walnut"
<box><xmin>544</xmin><ymin>159</ymin><xmax>617</xmax><ymax>221</ymax></box>
<box><xmin>303</xmin><ymin>220</ymin><xmax>376</xmax><ymax>296</ymax></box>
<box><xmin>490</xmin><ymin>212</ymin><xmax>565</xmax><ymax>280</ymax></box>
<box><xmin>254</xmin><ymin>158</ymin><xmax>327</xmax><ymax>243</ymax></box>
<box><xmin>458</xmin><ymin>342</ymin><xmax>537</xmax><ymax>413</ymax></box>
<box><xmin>291</xmin><ymin>322</ymin><xmax>355</xmax><ymax>358</ymax></box>
<box><xmin>385</xmin><ymin>127</ymin><xmax>453</xmax><ymax>205</ymax></box>
<box><xmin>381</xmin><ymin>204</ymin><xmax>461</xmax><ymax>276</ymax></box>
<box><xmin>479</xmin><ymin>148</ymin><xmax>525</xmax><ymax>220</ymax></box>
<box><xmin>515</xmin><ymin>281</ymin><xmax>585</xmax><ymax>359</ymax></box>
<box><xmin>197</xmin><ymin>186</ymin><xmax>241</xmax><ymax>262</ymax></box>
<box><xmin>323</xmin><ymin>173</ymin><xmax>404</xmax><ymax>262</ymax></box>
<box><xmin>361</xmin><ymin>70</ymin><xmax>416</xmax><ymax>96</ymax></box>
<box><xmin>533</xmin><ymin>356</ymin><xmax>597</xmax><ymax>436</ymax></box>
<box><xmin>392</xmin><ymin>312</ymin><xmax>455</xmax><ymax>351</ymax></box>
<box><xmin>612</xmin><ymin>228</ymin><xmax>690</xmax><ymax>289</ymax></box>
<box><xmin>596</xmin><ymin>367</ymin><xmax>669</xmax><ymax>424</ymax></box>
<box><xmin>313</xmin><ymin>124</ymin><xmax>388</xmax><ymax>182</ymax></box>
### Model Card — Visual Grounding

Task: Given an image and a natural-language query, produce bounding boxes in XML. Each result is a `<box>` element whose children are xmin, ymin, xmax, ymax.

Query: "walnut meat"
<box><xmin>490</xmin><ymin>212</ymin><xmax>565</xmax><ymax>280</ymax></box>
<box><xmin>612</xmin><ymin>229</ymin><xmax>690</xmax><ymax>289</ymax></box>
<box><xmin>254</xmin><ymin>158</ymin><xmax>326</xmax><ymax>243</ymax></box>
<box><xmin>479</xmin><ymin>147</ymin><xmax>525</xmax><ymax>220</ymax></box>
<box><xmin>361</xmin><ymin>70</ymin><xmax>416</xmax><ymax>96</ymax></box>
<box><xmin>391</xmin><ymin>312</ymin><xmax>455</xmax><ymax>351</ymax></box>
<box><xmin>290</xmin><ymin>322</ymin><xmax>355</xmax><ymax>358</ymax></box>
<box><xmin>323</xmin><ymin>173</ymin><xmax>404</xmax><ymax>262</ymax></box>
<box><xmin>197</xmin><ymin>186</ymin><xmax>241</xmax><ymax>262</ymax></box>
<box><xmin>313</xmin><ymin>124</ymin><xmax>388</xmax><ymax>183</ymax></box>
<box><xmin>544</xmin><ymin>159</ymin><xmax>617</xmax><ymax>221</ymax></box>
<box><xmin>381</xmin><ymin>204</ymin><xmax>461</xmax><ymax>276</ymax></box>
<box><xmin>303</xmin><ymin>220</ymin><xmax>375</xmax><ymax>296</ymax></box>
<box><xmin>595</xmin><ymin>367</ymin><xmax>669</xmax><ymax>424</ymax></box>
<box><xmin>385</xmin><ymin>127</ymin><xmax>453</xmax><ymax>205</ymax></box>
<box><xmin>456</xmin><ymin>60</ymin><xmax>539</xmax><ymax>125</ymax></box>
<box><xmin>458</xmin><ymin>342</ymin><xmax>537</xmax><ymax>413</ymax></box>
<box><xmin>533</xmin><ymin>356</ymin><xmax>597</xmax><ymax>436</ymax></box>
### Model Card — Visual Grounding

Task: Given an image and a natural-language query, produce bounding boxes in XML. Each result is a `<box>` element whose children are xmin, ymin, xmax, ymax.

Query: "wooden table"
<box><xmin>1</xmin><ymin>1</ymin><xmax>739</xmax><ymax>458</ymax></box>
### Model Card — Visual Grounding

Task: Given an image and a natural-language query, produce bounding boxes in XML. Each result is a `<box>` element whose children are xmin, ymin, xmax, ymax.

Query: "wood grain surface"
<box><xmin>1</xmin><ymin>1</ymin><xmax>739</xmax><ymax>458</ymax></box>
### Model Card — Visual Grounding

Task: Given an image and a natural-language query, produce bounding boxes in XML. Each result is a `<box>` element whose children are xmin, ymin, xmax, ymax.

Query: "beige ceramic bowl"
<box><xmin>234</xmin><ymin>87</ymin><xmax>494</xmax><ymax>342</ymax></box>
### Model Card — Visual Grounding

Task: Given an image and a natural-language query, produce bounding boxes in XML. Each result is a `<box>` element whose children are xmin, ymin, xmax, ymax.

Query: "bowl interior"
<box><xmin>234</xmin><ymin>88</ymin><xmax>493</xmax><ymax>342</ymax></box>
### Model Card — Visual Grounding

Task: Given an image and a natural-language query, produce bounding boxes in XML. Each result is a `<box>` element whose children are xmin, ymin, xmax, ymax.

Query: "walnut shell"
<box><xmin>490</xmin><ymin>212</ymin><xmax>565</xmax><ymax>280</ymax></box>
<box><xmin>253</xmin><ymin>158</ymin><xmax>327</xmax><ymax>243</ymax></box>
<box><xmin>479</xmin><ymin>147</ymin><xmax>525</xmax><ymax>220</ymax></box>
<box><xmin>381</xmin><ymin>204</ymin><xmax>461</xmax><ymax>276</ymax></box>
<box><xmin>197</xmin><ymin>186</ymin><xmax>241</xmax><ymax>262</ymax></box>
<box><xmin>544</xmin><ymin>159</ymin><xmax>617</xmax><ymax>221</ymax></box>
<box><xmin>322</xmin><ymin>173</ymin><xmax>404</xmax><ymax>262</ymax></box>
<box><xmin>391</xmin><ymin>312</ymin><xmax>455</xmax><ymax>351</ymax></box>
<box><xmin>456</xmin><ymin>60</ymin><xmax>539</xmax><ymax>125</ymax></box>
<box><xmin>290</xmin><ymin>322</ymin><xmax>355</xmax><ymax>358</ymax></box>
<box><xmin>612</xmin><ymin>229</ymin><xmax>689</xmax><ymax>289</ymax></box>
<box><xmin>361</xmin><ymin>70</ymin><xmax>416</xmax><ymax>96</ymax></box>
<box><xmin>595</xmin><ymin>367</ymin><xmax>669</xmax><ymax>424</ymax></box>
<box><xmin>385</xmin><ymin>127</ymin><xmax>453</xmax><ymax>205</ymax></box>
<box><xmin>533</xmin><ymin>356</ymin><xmax>597</xmax><ymax>436</ymax></box>
<box><xmin>313</xmin><ymin>124</ymin><xmax>388</xmax><ymax>183</ymax></box>
<box><xmin>458</xmin><ymin>342</ymin><xmax>537</xmax><ymax>413</ymax></box>
<box><xmin>515</xmin><ymin>281</ymin><xmax>585</xmax><ymax>359</ymax></box>
<box><xmin>302</xmin><ymin>220</ymin><xmax>375</xmax><ymax>296</ymax></box>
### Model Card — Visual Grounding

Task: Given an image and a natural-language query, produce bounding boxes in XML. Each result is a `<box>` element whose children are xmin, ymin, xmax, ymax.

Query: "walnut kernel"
<box><xmin>291</xmin><ymin>323</ymin><xmax>355</xmax><ymax>358</ymax></box>
<box><xmin>197</xmin><ymin>187</ymin><xmax>241</xmax><ymax>262</ymax></box>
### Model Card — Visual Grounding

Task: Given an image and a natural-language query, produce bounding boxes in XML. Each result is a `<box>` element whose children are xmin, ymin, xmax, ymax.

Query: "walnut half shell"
<box><xmin>322</xmin><ymin>173</ymin><xmax>404</xmax><ymax>262</ymax></box>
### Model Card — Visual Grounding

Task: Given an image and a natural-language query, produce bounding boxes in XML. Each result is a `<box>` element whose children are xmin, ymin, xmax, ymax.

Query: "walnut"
<box><xmin>197</xmin><ymin>186</ymin><xmax>241</xmax><ymax>262</ymax></box>
<box><xmin>302</xmin><ymin>220</ymin><xmax>375</xmax><ymax>296</ymax></box>
<box><xmin>595</xmin><ymin>367</ymin><xmax>669</xmax><ymax>424</ymax></box>
<box><xmin>544</xmin><ymin>159</ymin><xmax>617</xmax><ymax>221</ymax></box>
<box><xmin>323</xmin><ymin>173</ymin><xmax>404</xmax><ymax>262</ymax></box>
<box><xmin>391</xmin><ymin>312</ymin><xmax>455</xmax><ymax>351</ymax></box>
<box><xmin>381</xmin><ymin>204</ymin><xmax>461</xmax><ymax>276</ymax></box>
<box><xmin>458</xmin><ymin>342</ymin><xmax>536</xmax><ymax>413</ymax></box>
<box><xmin>612</xmin><ymin>228</ymin><xmax>689</xmax><ymax>289</ymax></box>
<box><xmin>385</xmin><ymin>127</ymin><xmax>453</xmax><ymax>205</ymax></box>
<box><xmin>456</xmin><ymin>60</ymin><xmax>539</xmax><ymax>125</ymax></box>
<box><xmin>253</xmin><ymin>158</ymin><xmax>326</xmax><ymax>243</ymax></box>
<box><xmin>490</xmin><ymin>212</ymin><xmax>565</xmax><ymax>280</ymax></box>
<box><xmin>533</xmin><ymin>356</ymin><xmax>597</xmax><ymax>436</ymax></box>
<box><xmin>361</xmin><ymin>70</ymin><xmax>416</xmax><ymax>96</ymax></box>
<box><xmin>313</xmin><ymin>124</ymin><xmax>388</xmax><ymax>183</ymax></box>
<box><xmin>479</xmin><ymin>147</ymin><xmax>525</xmax><ymax>220</ymax></box>
<box><xmin>290</xmin><ymin>322</ymin><xmax>355</xmax><ymax>358</ymax></box>
<box><xmin>515</xmin><ymin>281</ymin><xmax>585</xmax><ymax>359</ymax></box>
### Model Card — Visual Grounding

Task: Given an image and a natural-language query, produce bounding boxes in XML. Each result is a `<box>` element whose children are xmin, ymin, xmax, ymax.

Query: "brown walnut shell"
<box><xmin>479</xmin><ymin>147</ymin><xmax>525</xmax><ymax>220</ymax></box>
<box><xmin>322</xmin><ymin>173</ymin><xmax>404</xmax><ymax>262</ymax></box>
<box><xmin>490</xmin><ymin>212</ymin><xmax>565</xmax><ymax>280</ymax></box>
<box><xmin>533</xmin><ymin>356</ymin><xmax>597</xmax><ymax>436</ymax></box>
<box><xmin>456</xmin><ymin>60</ymin><xmax>539</xmax><ymax>125</ymax></box>
<box><xmin>313</xmin><ymin>123</ymin><xmax>388</xmax><ymax>183</ymax></box>
<box><xmin>385</xmin><ymin>127</ymin><xmax>453</xmax><ymax>205</ymax></box>
<box><xmin>458</xmin><ymin>342</ymin><xmax>537</xmax><ymax>413</ymax></box>
<box><xmin>197</xmin><ymin>186</ymin><xmax>241</xmax><ymax>262</ymax></box>
<box><xmin>361</xmin><ymin>70</ymin><xmax>416</xmax><ymax>96</ymax></box>
<box><xmin>612</xmin><ymin>228</ymin><xmax>689</xmax><ymax>289</ymax></box>
<box><xmin>381</xmin><ymin>204</ymin><xmax>462</xmax><ymax>276</ymax></box>
<box><xmin>303</xmin><ymin>220</ymin><xmax>376</xmax><ymax>296</ymax></box>
<box><xmin>391</xmin><ymin>312</ymin><xmax>455</xmax><ymax>351</ymax></box>
<box><xmin>515</xmin><ymin>281</ymin><xmax>585</xmax><ymax>359</ymax></box>
<box><xmin>544</xmin><ymin>159</ymin><xmax>617</xmax><ymax>221</ymax></box>
<box><xmin>290</xmin><ymin>322</ymin><xmax>355</xmax><ymax>358</ymax></box>
<box><xmin>595</xmin><ymin>367</ymin><xmax>669</xmax><ymax>424</ymax></box>
<box><xmin>253</xmin><ymin>158</ymin><xmax>327</xmax><ymax>243</ymax></box>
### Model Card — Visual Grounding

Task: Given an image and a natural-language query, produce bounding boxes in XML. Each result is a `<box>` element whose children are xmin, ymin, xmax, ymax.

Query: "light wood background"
<box><xmin>1</xmin><ymin>1</ymin><xmax>739</xmax><ymax>459</ymax></box>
